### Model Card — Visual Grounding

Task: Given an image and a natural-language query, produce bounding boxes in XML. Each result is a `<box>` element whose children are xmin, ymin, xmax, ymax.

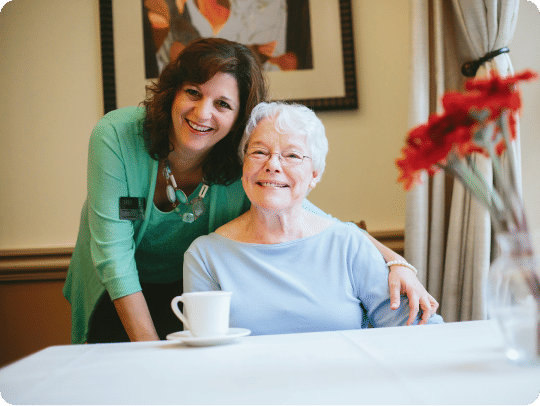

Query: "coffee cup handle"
<box><xmin>171</xmin><ymin>296</ymin><xmax>190</xmax><ymax>330</ymax></box>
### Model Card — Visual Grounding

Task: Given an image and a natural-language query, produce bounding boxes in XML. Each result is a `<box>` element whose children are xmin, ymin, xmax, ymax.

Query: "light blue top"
<box><xmin>184</xmin><ymin>221</ymin><xmax>444</xmax><ymax>335</ymax></box>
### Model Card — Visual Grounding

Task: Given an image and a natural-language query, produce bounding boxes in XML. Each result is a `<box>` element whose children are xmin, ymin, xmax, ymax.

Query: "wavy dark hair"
<box><xmin>142</xmin><ymin>37</ymin><xmax>268</xmax><ymax>185</ymax></box>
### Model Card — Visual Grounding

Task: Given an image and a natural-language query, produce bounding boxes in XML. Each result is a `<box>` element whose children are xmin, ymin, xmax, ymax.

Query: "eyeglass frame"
<box><xmin>244</xmin><ymin>148</ymin><xmax>312</xmax><ymax>166</ymax></box>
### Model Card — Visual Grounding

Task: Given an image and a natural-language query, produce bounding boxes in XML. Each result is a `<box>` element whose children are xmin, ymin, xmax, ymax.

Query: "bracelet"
<box><xmin>386</xmin><ymin>260</ymin><xmax>418</xmax><ymax>275</ymax></box>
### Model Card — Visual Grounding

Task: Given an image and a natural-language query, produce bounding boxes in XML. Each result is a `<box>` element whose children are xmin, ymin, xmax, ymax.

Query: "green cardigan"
<box><xmin>63</xmin><ymin>107</ymin><xmax>250</xmax><ymax>344</ymax></box>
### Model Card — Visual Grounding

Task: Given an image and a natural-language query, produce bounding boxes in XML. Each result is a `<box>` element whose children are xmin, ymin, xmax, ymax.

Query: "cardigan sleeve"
<box><xmin>86</xmin><ymin>113</ymin><xmax>144</xmax><ymax>300</ymax></box>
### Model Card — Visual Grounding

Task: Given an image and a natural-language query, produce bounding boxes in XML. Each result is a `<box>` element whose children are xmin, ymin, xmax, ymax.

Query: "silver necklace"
<box><xmin>163</xmin><ymin>159</ymin><xmax>209</xmax><ymax>223</ymax></box>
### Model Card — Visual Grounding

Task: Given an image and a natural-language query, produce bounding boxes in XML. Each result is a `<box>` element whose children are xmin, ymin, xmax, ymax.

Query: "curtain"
<box><xmin>405</xmin><ymin>0</ymin><xmax>520</xmax><ymax>322</ymax></box>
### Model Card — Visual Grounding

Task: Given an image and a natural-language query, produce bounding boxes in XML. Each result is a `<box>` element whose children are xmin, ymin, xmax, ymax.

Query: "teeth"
<box><xmin>188</xmin><ymin>121</ymin><xmax>211</xmax><ymax>132</ymax></box>
<box><xmin>259</xmin><ymin>182</ymin><xmax>287</xmax><ymax>188</ymax></box>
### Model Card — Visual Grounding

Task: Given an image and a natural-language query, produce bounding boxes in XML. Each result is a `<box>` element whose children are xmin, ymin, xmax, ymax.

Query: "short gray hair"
<box><xmin>238</xmin><ymin>102</ymin><xmax>328</xmax><ymax>180</ymax></box>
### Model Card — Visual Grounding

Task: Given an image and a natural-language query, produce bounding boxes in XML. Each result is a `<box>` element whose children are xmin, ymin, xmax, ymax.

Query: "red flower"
<box><xmin>466</xmin><ymin>70</ymin><xmax>537</xmax><ymax>94</ymax></box>
<box><xmin>397</xmin><ymin>70</ymin><xmax>537</xmax><ymax>190</ymax></box>
<box><xmin>396</xmin><ymin>105</ymin><xmax>480</xmax><ymax>190</ymax></box>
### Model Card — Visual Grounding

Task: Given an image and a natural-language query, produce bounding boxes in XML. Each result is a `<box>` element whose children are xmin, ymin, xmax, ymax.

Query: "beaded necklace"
<box><xmin>163</xmin><ymin>159</ymin><xmax>209</xmax><ymax>223</ymax></box>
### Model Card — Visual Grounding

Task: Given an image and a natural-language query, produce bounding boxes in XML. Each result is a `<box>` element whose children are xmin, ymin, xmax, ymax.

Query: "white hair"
<box><xmin>238</xmin><ymin>102</ymin><xmax>328</xmax><ymax>181</ymax></box>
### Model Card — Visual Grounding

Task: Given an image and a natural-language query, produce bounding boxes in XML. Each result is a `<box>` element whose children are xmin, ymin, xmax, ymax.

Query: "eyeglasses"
<box><xmin>245</xmin><ymin>148</ymin><xmax>311</xmax><ymax>166</ymax></box>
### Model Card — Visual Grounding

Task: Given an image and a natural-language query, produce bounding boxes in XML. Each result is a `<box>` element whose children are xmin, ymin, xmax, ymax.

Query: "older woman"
<box><xmin>184</xmin><ymin>102</ymin><xmax>443</xmax><ymax>335</ymax></box>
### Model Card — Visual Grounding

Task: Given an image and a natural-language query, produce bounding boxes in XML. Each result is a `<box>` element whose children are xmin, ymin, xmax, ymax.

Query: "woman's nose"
<box><xmin>194</xmin><ymin>99</ymin><xmax>212</xmax><ymax>120</ymax></box>
<box><xmin>264</xmin><ymin>153</ymin><xmax>282</xmax><ymax>172</ymax></box>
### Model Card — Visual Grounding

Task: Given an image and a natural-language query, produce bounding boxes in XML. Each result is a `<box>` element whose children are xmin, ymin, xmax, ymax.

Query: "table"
<box><xmin>1</xmin><ymin>320</ymin><xmax>539</xmax><ymax>405</ymax></box>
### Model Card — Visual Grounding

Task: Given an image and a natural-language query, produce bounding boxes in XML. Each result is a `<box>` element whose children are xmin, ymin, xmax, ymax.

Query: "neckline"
<box><xmin>214</xmin><ymin>219</ymin><xmax>339</xmax><ymax>246</ymax></box>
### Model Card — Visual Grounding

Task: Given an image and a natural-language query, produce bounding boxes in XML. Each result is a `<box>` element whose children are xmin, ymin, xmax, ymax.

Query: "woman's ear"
<box><xmin>309</xmin><ymin>170</ymin><xmax>320</xmax><ymax>189</ymax></box>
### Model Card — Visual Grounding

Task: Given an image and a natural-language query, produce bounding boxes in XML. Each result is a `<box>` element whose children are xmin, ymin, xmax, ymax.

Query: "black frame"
<box><xmin>99</xmin><ymin>0</ymin><xmax>358</xmax><ymax>113</ymax></box>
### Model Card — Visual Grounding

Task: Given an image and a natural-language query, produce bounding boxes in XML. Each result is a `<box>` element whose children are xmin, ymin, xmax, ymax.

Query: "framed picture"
<box><xmin>99</xmin><ymin>0</ymin><xmax>358</xmax><ymax>113</ymax></box>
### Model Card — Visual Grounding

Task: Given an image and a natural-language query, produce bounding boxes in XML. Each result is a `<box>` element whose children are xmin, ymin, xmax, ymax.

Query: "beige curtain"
<box><xmin>405</xmin><ymin>0</ymin><xmax>520</xmax><ymax>322</ymax></box>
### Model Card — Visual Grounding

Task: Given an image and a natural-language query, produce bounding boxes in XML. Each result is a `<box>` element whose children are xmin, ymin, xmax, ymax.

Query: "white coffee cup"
<box><xmin>171</xmin><ymin>291</ymin><xmax>232</xmax><ymax>337</ymax></box>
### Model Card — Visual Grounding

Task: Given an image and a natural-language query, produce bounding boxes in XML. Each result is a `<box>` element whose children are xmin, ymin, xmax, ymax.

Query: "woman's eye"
<box><xmin>285</xmin><ymin>152</ymin><xmax>302</xmax><ymax>160</ymax></box>
<box><xmin>216</xmin><ymin>100</ymin><xmax>232</xmax><ymax>109</ymax></box>
<box><xmin>184</xmin><ymin>88</ymin><xmax>200</xmax><ymax>97</ymax></box>
<box><xmin>248</xmin><ymin>149</ymin><xmax>268</xmax><ymax>157</ymax></box>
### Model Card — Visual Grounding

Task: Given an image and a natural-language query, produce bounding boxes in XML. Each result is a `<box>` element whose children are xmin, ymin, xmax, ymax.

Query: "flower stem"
<box><xmin>464</xmin><ymin>153</ymin><xmax>520</xmax><ymax>232</ymax></box>
<box><xmin>438</xmin><ymin>157</ymin><xmax>506</xmax><ymax>234</ymax></box>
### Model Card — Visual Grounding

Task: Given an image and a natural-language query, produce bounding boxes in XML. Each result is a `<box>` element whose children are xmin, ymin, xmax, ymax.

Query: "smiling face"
<box><xmin>242</xmin><ymin>116</ymin><xmax>319</xmax><ymax>213</ymax></box>
<box><xmin>170</xmin><ymin>72</ymin><xmax>240</xmax><ymax>159</ymax></box>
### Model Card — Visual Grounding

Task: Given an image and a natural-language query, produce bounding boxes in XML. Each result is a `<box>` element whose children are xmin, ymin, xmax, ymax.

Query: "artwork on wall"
<box><xmin>142</xmin><ymin>0</ymin><xmax>313</xmax><ymax>78</ymax></box>
<box><xmin>99</xmin><ymin>0</ymin><xmax>357</xmax><ymax>113</ymax></box>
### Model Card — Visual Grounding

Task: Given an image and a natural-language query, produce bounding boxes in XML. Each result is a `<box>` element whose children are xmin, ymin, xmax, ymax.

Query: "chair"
<box><xmin>354</xmin><ymin>220</ymin><xmax>405</xmax><ymax>256</ymax></box>
<box><xmin>356</xmin><ymin>220</ymin><xmax>367</xmax><ymax>231</ymax></box>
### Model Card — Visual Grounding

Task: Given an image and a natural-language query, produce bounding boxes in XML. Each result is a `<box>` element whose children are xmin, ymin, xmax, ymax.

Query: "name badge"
<box><xmin>119</xmin><ymin>197</ymin><xmax>146</xmax><ymax>220</ymax></box>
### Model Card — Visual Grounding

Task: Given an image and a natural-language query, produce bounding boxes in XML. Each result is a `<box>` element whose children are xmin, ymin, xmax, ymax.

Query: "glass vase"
<box><xmin>486</xmin><ymin>231</ymin><xmax>540</xmax><ymax>365</ymax></box>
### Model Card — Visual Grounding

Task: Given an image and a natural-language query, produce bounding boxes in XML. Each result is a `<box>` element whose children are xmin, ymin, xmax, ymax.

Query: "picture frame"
<box><xmin>99</xmin><ymin>0</ymin><xmax>358</xmax><ymax>113</ymax></box>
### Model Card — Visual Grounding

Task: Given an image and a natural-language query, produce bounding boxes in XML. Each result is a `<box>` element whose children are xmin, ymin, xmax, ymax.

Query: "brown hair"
<box><xmin>142</xmin><ymin>37</ymin><xmax>267</xmax><ymax>185</ymax></box>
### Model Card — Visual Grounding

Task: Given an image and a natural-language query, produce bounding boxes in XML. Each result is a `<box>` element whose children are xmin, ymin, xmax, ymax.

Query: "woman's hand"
<box><xmin>388</xmin><ymin>266</ymin><xmax>439</xmax><ymax>325</ymax></box>
<box><xmin>364</xmin><ymin>232</ymin><xmax>439</xmax><ymax>325</ymax></box>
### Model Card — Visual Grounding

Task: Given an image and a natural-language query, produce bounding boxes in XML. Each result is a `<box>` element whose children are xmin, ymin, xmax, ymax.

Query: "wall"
<box><xmin>0</xmin><ymin>280</ymin><xmax>71</xmax><ymax>367</ymax></box>
<box><xmin>1</xmin><ymin>0</ymin><xmax>536</xmax><ymax>250</ymax></box>
<box><xmin>0</xmin><ymin>0</ymin><xmax>414</xmax><ymax>252</ymax></box>
<box><xmin>0</xmin><ymin>0</ymin><xmax>102</xmax><ymax>250</ymax></box>
<box><xmin>309</xmin><ymin>1</ymin><xmax>411</xmax><ymax>229</ymax></box>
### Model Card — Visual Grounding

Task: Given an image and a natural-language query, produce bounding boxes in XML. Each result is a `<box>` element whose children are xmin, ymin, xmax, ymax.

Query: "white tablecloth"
<box><xmin>1</xmin><ymin>320</ymin><xmax>539</xmax><ymax>404</ymax></box>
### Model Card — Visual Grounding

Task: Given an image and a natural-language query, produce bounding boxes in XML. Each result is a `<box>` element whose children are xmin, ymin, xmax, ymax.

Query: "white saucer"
<box><xmin>166</xmin><ymin>328</ymin><xmax>251</xmax><ymax>347</ymax></box>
